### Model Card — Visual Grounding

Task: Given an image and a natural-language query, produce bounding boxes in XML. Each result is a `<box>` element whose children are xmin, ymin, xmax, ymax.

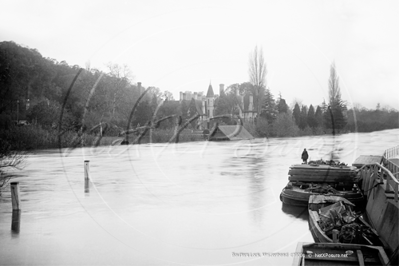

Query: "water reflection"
<box><xmin>281</xmin><ymin>204</ymin><xmax>308</xmax><ymax>222</ymax></box>
<box><xmin>247</xmin><ymin>163</ymin><xmax>267</xmax><ymax>228</ymax></box>
<box><xmin>11</xmin><ymin>210</ymin><xmax>21</xmax><ymax>233</ymax></box>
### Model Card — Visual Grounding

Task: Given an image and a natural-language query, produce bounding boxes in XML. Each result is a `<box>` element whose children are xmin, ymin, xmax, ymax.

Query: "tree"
<box><xmin>187</xmin><ymin>99</ymin><xmax>198</xmax><ymax>117</ymax></box>
<box><xmin>0</xmin><ymin>139</ymin><xmax>24</xmax><ymax>188</ymax></box>
<box><xmin>180</xmin><ymin>100</ymin><xmax>189</xmax><ymax>120</ymax></box>
<box><xmin>156</xmin><ymin>100</ymin><xmax>180</xmax><ymax>129</ymax></box>
<box><xmin>239</xmin><ymin>82</ymin><xmax>255</xmax><ymax>95</ymax></box>
<box><xmin>321</xmin><ymin>99</ymin><xmax>328</xmax><ymax>113</ymax></box>
<box><xmin>260</xmin><ymin>88</ymin><xmax>277</xmax><ymax>124</ymax></box>
<box><xmin>315</xmin><ymin>105</ymin><xmax>323</xmax><ymax>128</ymax></box>
<box><xmin>0</xmin><ymin>41</ymin><xmax>55</xmax><ymax>116</ymax></box>
<box><xmin>277</xmin><ymin>95</ymin><xmax>288</xmax><ymax>114</ymax></box>
<box><xmin>214</xmin><ymin>94</ymin><xmax>229</xmax><ymax>116</ymax></box>
<box><xmin>133</xmin><ymin>100</ymin><xmax>152</xmax><ymax>127</ymax></box>
<box><xmin>27</xmin><ymin>100</ymin><xmax>76</xmax><ymax>130</ymax></box>
<box><xmin>106</xmin><ymin>62</ymin><xmax>133</xmax><ymax>82</ymax></box>
<box><xmin>150</xmin><ymin>94</ymin><xmax>158</xmax><ymax>112</ymax></box>
<box><xmin>215</xmin><ymin>84</ymin><xmax>241</xmax><ymax>116</ymax></box>
<box><xmin>324</xmin><ymin>63</ymin><xmax>347</xmax><ymax>132</ymax></box>
<box><xmin>248</xmin><ymin>46</ymin><xmax>267</xmax><ymax>116</ymax></box>
<box><xmin>307</xmin><ymin>104</ymin><xmax>317</xmax><ymax>128</ymax></box>
<box><xmin>104</xmin><ymin>63</ymin><xmax>134</xmax><ymax>120</ymax></box>
<box><xmin>345</xmin><ymin>107</ymin><xmax>398</xmax><ymax>132</ymax></box>
<box><xmin>292</xmin><ymin>103</ymin><xmax>301</xmax><ymax>126</ymax></box>
<box><xmin>163</xmin><ymin>91</ymin><xmax>174</xmax><ymax>101</ymax></box>
<box><xmin>272</xmin><ymin>112</ymin><xmax>300</xmax><ymax>137</ymax></box>
<box><xmin>299</xmin><ymin>105</ymin><xmax>308</xmax><ymax>130</ymax></box>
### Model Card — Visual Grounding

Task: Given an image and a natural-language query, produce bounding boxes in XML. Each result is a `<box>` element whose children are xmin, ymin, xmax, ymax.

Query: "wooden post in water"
<box><xmin>84</xmin><ymin>160</ymin><xmax>90</xmax><ymax>193</ymax></box>
<box><xmin>10</xmin><ymin>182</ymin><xmax>21</xmax><ymax>232</ymax></box>
<box><xmin>10</xmin><ymin>182</ymin><xmax>20</xmax><ymax>211</ymax></box>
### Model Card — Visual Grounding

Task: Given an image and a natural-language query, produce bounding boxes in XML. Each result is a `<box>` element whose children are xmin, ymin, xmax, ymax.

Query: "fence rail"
<box><xmin>359</xmin><ymin>163</ymin><xmax>398</xmax><ymax>202</ymax></box>
<box><xmin>382</xmin><ymin>145</ymin><xmax>399</xmax><ymax>180</ymax></box>
<box><xmin>383</xmin><ymin>145</ymin><xmax>399</xmax><ymax>160</ymax></box>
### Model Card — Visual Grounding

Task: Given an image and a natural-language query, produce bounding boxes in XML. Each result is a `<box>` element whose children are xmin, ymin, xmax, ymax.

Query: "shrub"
<box><xmin>255</xmin><ymin>117</ymin><xmax>271</xmax><ymax>137</ymax></box>
<box><xmin>312</xmin><ymin>126</ymin><xmax>325</xmax><ymax>135</ymax></box>
<box><xmin>299</xmin><ymin>126</ymin><xmax>313</xmax><ymax>136</ymax></box>
<box><xmin>271</xmin><ymin>113</ymin><xmax>300</xmax><ymax>137</ymax></box>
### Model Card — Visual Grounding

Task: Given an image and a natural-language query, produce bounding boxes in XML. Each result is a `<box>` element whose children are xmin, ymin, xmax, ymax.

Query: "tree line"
<box><xmin>0</xmin><ymin>41</ymin><xmax>397</xmax><ymax>148</ymax></box>
<box><xmin>0</xmin><ymin>41</ymin><xmax>182</xmax><ymax>148</ymax></box>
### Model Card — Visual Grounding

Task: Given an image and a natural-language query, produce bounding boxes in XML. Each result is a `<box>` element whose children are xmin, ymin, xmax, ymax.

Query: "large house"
<box><xmin>179</xmin><ymin>83</ymin><xmax>257</xmax><ymax>130</ymax></box>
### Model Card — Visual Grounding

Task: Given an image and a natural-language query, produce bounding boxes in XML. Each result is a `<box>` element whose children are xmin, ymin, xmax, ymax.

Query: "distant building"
<box><xmin>180</xmin><ymin>83</ymin><xmax>257</xmax><ymax>129</ymax></box>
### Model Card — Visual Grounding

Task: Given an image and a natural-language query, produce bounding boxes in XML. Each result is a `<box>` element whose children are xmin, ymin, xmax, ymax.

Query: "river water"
<box><xmin>0</xmin><ymin>129</ymin><xmax>398</xmax><ymax>265</ymax></box>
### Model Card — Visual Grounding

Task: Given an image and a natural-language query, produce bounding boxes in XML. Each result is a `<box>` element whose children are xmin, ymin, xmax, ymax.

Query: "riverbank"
<box><xmin>3</xmin><ymin>122</ymin><xmax>399</xmax><ymax>152</ymax></box>
<box><xmin>0</xmin><ymin>124</ymin><xmax>206</xmax><ymax>151</ymax></box>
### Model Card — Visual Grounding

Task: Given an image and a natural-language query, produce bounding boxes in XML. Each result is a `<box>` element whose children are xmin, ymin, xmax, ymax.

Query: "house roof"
<box><xmin>206</xmin><ymin>84</ymin><xmax>214</xmax><ymax>97</ymax></box>
<box><xmin>209</xmin><ymin>125</ymin><xmax>254</xmax><ymax>141</ymax></box>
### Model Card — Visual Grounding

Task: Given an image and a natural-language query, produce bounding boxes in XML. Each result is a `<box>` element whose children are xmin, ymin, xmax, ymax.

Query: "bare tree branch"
<box><xmin>0</xmin><ymin>140</ymin><xmax>25</xmax><ymax>188</ymax></box>
<box><xmin>248</xmin><ymin>46</ymin><xmax>267</xmax><ymax>115</ymax></box>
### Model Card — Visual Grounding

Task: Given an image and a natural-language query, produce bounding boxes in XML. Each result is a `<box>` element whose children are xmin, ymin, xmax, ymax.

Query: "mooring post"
<box><xmin>10</xmin><ymin>182</ymin><xmax>21</xmax><ymax>232</ymax></box>
<box><xmin>10</xmin><ymin>182</ymin><xmax>20</xmax><ymax>211</ymax></box>
<box><xmin>84</xmin><ymin>160</ymin><xmax>90</xmax><ymax>193</ymax></box>
<box><xmin>84</xmin><ymin>160</ymin><xmax>90</xmax><ymax>180</ymax></box>
<box><xmin>332</xmin><ymin>229</ymin><xmax>339</xmax><ymax>243</ymax></box>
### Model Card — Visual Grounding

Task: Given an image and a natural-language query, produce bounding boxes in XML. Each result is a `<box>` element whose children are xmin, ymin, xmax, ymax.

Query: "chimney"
<box><xmin>236</xmin><ymin>87</ymin><xmax>239</xmax><ymax>96</ymax></box>
<box><xmin>194</xmin><ymin>92</ymin><xmax>197</xmax><ymax>100</ymax></box>
<box><xmin>219</xmin><ymin>84</ymin><xmax>224</xmax><ymax>95</ymax></box>
<box><xmin>180</xmin><ymin>92</ymin><xmax>183</xmax><ymax>102</ymax></box>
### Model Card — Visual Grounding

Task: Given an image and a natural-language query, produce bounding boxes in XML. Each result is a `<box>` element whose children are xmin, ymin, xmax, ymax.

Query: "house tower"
<box><xmin>206</xmin><ymin>84</ymin><xmax>215</xmax><ymax>119</ymax></box>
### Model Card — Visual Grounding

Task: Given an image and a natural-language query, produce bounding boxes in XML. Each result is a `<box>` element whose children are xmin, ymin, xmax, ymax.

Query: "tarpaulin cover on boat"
<box><xmin>309</xmin><ymin>195</ymin><xmax>355</xmax><ymax>206</ymax></box>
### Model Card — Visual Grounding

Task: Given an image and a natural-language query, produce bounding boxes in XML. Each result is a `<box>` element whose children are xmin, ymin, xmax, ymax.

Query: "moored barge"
<box><xmin>280</xmin><ymin>160</ymin><xmax>364</xmax><ymax>206</ymax></box>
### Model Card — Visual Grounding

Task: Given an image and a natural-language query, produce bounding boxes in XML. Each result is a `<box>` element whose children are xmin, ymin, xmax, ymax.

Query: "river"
<box><xmin>0</xmin><ymin>129</ymin><xmax>398</xmax><ymax>265</ymax></box>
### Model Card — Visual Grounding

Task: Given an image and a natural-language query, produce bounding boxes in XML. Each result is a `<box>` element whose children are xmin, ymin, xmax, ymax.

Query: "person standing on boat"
<box><xmin>301</xmin><ymin>149</ymin><xmax>309</xmax><ymax>164</ymax></box>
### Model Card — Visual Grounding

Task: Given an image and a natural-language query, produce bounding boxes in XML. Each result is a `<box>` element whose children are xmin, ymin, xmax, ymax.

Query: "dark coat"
<box><xmin>301</xmin><ymin>150</ymin><xmax>309</xmax><ymax>160</ymax></box>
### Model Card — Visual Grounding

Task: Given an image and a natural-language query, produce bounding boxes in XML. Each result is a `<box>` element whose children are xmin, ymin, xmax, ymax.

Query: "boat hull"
<box><xmin>288</xmin><ymin>164</ymin><xmax>358</xmax><ymax>183</ymax></box>
<box><xmin>280</xmin><ymin>186</ymin><xmax>365</xmax><ymax>207</ymax></box>
<box><xmin>308</xmin><ymin>210</ymin><xmax>332</xmax><ymax>243</ymax></box>
<box><xmin>307</xmin><ymin>195</ymin><xmax>383</xmax><ymax>247</ymax></box>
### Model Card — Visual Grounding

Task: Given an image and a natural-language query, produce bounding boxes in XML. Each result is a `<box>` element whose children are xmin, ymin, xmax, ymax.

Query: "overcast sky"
<box><xmin>1</xmin><ymin>0</ymin><xmax>398</xmax><ymax>110</ymax></box>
